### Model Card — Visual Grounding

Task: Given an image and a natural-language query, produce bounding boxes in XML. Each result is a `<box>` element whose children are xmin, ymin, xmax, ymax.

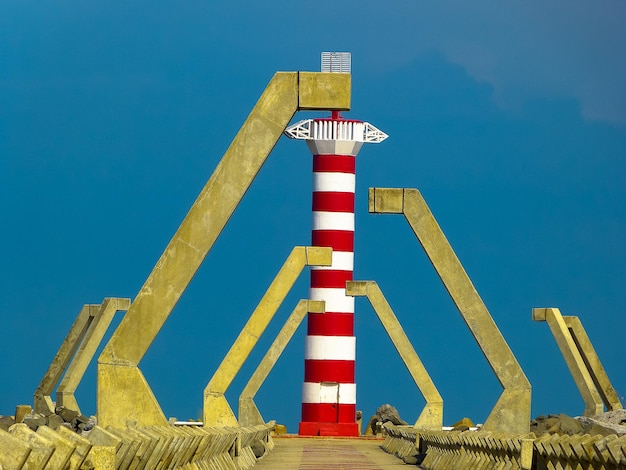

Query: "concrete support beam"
<box><xmin>34</xmin><ymin>304</ymin><xmax>96</xmax><ymax>415</ymax></box>
<box><xmin>204</xmin><ymin>246</ymin><xmax>331</xmax><ymax>427</ymax></box>
<box><xmin>56</xmin><ymin>298</ymin><xmax>130</xmax><ymax>413</ymax></box>
<box><xmin>34</xmin><ymin>298</ymin><xmax>130</xmax><ymax>416</ymax></box>
<box><xmin>346</xmin><ymin>280</ymin><xmax>443</xmax><ymax>430</ymax></box>
<box><xmin>563</xmin><ymin>315</ymin><xmax>623</xmax><ymax>411</ymax></box>
<box><xmin>238</xmin><ymin>300</ymin><xmax>325</xmax><ymax>426</ymax></box>
<box><xmin>532</xmin><ymin>307</ymin><xmax>619</xmax><ymax>415</ymax></box>
<box><xmin>96</xmin><ymin>71</ymin><xmax>350</xmax><ymax>429</ymax></box>
<box><xmin>369</xmin><ymin>187</ymin><xmax>531</xmax><ymax>434</ymax></box>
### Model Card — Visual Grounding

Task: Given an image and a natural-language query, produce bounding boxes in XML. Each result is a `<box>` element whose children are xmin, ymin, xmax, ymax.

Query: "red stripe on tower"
<box><xmin>284</xmin><ymin>74</ymin><xmax>387</xmax><ymax>437</ymax></box>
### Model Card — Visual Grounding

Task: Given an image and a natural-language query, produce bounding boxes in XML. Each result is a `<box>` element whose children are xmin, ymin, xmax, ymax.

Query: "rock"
<box><xmin>80</xmin><ymin>416</ymin><xmax>97</xmax><ymax>433</ymax></box>
<box><xmin>403</xmin><ymin>452</ymin><xmax>427</xmax><ymax>465</ymax></box>
<box><xmin>364</xmin><ymin>415</ymin><xmax>378</xmax><ymax>436</ymax></box>
<box><xmin>577</xmin><ymin>416</ymin><xmax>626</xmax><ymax>436</ymax></box>
<box><xmin>593</xmin><ymin>409</ymin><xmax>626</xmax><ymax>426</ymax></box>
<box><xmin>451</xmin><ymin>417</ymin><xmax>474</xmax><ymax>428</ymax></box>
<box><xmin>530</xmin><ymin>414</ymin><xmax>574</xmax><ymax>436</ymax></box>
<box><xmin>452</xmin><ymin>424</ymin><xmax>470</xmax><ymax>432</ymax></box>
<box><xmin>272</xmin><ymin>424</ymin><xmax>287</xmax><ymax>435</ymax></box>
<box><xmin>376</xmin><ymin>404</ymin><xmax>408</xmax><ymax>426</ymax></box>
<box><xmin>76</xmin><ymin>414</ymin><xmax>92</xmax><ymax>432</ymax></box>
<box><xmin>55</xmin><ymin>405</ymin><xmax>79</xmax><ymax>423</ymax></box>
<box><xmin>0</xmin><ymin>415</ymin><xmax>15</xmax><ymax>431</ymax></box>
<box><xmin>530</xmin><ymin>413</ymin><xmax>618</xmax><ymax>436</ymax></box>
<box><xmin>46</xmin><ymin>414</ymin><xmax>65</xmax><ymax>430</ymax></box>
<box><xmin>251</xmin><ymin>439</ymin><xmax>267</xmax><ymax>458</ymax></box>
<box><xmin>23</xmin><ymin>416</ymin><xmax>47</xmax><ymax>431</ymax></box>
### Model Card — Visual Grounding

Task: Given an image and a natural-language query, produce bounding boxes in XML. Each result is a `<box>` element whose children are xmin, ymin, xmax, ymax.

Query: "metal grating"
<box><xmin>284</xmin><ymin>119</ymin><xmax>388</xmax><ymax>143</ymax></box>
<box><xmin>321</xmin><ymin>52</ymin><xmax>351</xmax><ymax>73</ymax></box>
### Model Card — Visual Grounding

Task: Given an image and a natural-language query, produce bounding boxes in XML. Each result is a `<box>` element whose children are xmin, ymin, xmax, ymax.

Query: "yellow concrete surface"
<box><xmin>97</xmin><ymin>71</ymin><xmax>350</xmax><ymax>429</ymax></box>
<box><xmin>57</xmin><ymin>297</ymin><xmax>130</xmax><ymax>413</ymax></box>
<box><xmin>57</xmin><ymin>424</ymin><xmax>91</xmax><ymax>469</ymax></box>
<box><xmin>369</xmin><ymin>187</ymin><xmax>531</xmax><ymax>434</ymax></box>
<box><xmin>254</xmin><ymin>437</ymin><xmax>406</xmax><ymax>469</ymax></box>
<box><xmin>0</xmin><ymin>428</ymin><xmax>31</xmax><ymax>469</ymax></box>
<box><xmin>8</xmin><ymin>424</ymin><xmax>54</xmax><ymax>470</ymax></box>
<box><xmin>298</xmin><ymin>72</ymin><xmax>351</xmax><ymax>110</ymax></box>
<box><xmin>564</xmin><ymin>315</ymin><xmax>623</xmax><ymax>411</ymax></box>
<box><xmin>346</xmin><ymin>281</ymin><xmax>443</xmax><ymax>430</ymax></box>
<box><xmin>36</xmin><ymin>425</ymin><xmax>76</xmax><ymax>469</ymax></box>
<box><xmin>97</xmin><ymin>363</ymin><xmax>167</xmax><ymax>428</ymax></box>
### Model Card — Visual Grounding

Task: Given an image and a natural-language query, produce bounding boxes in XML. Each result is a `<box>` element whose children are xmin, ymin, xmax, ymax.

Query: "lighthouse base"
<box><xmin>299</xmin><ymin>421</ymin><xmax>359</xmax><ymax>437</ymax></box>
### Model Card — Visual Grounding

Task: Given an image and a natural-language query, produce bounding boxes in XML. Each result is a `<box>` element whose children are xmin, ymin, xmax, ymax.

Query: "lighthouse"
<box><xmin>284</xmin><ymin>52</ymin><xmax>388</xmax><ymax>437</ymax></box>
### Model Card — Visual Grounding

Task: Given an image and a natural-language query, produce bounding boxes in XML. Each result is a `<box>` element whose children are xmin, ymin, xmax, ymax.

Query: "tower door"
<box><xmin>320</xmin><ymin>381</ymin><xmax>340</xmax><ymax>422</ymax></box>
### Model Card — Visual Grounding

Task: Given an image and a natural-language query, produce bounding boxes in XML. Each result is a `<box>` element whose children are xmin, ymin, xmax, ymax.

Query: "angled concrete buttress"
<box><xmin>97</xmin><ymin>72</ymin><xmax>350</xmax><ymax>429</ymax></box>
<box><xmin>34</xmin><ymin>298</ymin><xmax>130</xmax><ymax>415</ymax></box>
<box><xmin>532</xmin><ymin>307</ymin><xmax>622</xmax><ymax>415</ymax></box>
<box><xmin>205</xmin><ymin>246</ymin><xmax>331</xmax><ymax>427</ymax></box>
<box><xmin>369</xmin><ymin>187</ymin><xmax>531</xmax><ymax>434</ymax></box>
<box><xmin>563</xmin><ymin>315</ymin><xmax>623</xmax><ymax>411</ymax></box>
<box><xmin>238</xmin><ymin>299</ymin><xmax>325</xmax><ymax>427</ymax></box>
<box><xmin>346</xmin><ymin>280</ymin><xmax>443</xmax><ymax>430</ymax></box>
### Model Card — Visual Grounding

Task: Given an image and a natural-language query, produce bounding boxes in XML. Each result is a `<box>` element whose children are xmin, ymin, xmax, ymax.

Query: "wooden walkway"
<box><xmin>254</xmin><ymin>436</ymin><xmax>407</xmax><ymax>469</ymax></box>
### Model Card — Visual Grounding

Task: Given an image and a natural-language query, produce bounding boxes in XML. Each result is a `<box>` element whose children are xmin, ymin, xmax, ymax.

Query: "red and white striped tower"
<box><xmin>285</xmin><ymin>58</ymin><xmax>387</xmax><ymax>436</ymax></box>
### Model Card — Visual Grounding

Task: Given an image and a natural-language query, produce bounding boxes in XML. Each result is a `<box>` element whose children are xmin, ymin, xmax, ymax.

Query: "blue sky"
<box><xmin>1</xmin><ymin>1</ymin><xmax>625</xmax><ymax>431</ymax></box>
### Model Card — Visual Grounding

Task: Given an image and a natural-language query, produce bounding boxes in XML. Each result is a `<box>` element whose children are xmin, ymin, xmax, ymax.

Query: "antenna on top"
<box><xmin>321</xmin><ymin>52</ymin><xmax>351</xmax><ymax>73</ymax></box>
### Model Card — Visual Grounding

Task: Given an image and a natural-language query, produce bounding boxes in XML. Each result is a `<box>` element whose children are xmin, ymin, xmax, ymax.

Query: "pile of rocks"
<box><xmin>365</xmin><ymin>404</ymin><xmax>409</xmax><ymax>436</ymax></box>
<box><xmin>530</xmin><ymin>409</ymin><xmax>626</xmax><ymax>437</ymax></box>
<box><xmin>0</xmin><ymin>404</ymin><xmax>97</xmax><ymax>435</ymax></box>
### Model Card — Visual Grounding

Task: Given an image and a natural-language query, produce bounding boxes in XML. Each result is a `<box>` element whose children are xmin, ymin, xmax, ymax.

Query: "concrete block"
<box><xmin>36</xmin><ymin>425</ymin><xmax>76</xmax><ymax>470</ymax></box>
<box><xmin>0</xmin><ymin>427</ymin><xmax>31</xmax><ymax>470</ymax></box>
<box><xmin>592</xmin><ymin>435</ymin><xmax>618</xmax><ymax>465</ymax></box>
<box><xmin>8</xmin><ymin>423</ymin><xmax>54</xmax><ymax>470</ymax></box>
<box><xmin>57</xmin><ymin>424</ymin><xmax>92</xmax><ymax>469</ymax></box>
<box><xmin>115</xmin><ymin>428</ymin><xmax>143</xmax><ymax>470</ymax></box>
<box><xmin>46</xmin><ymin>413</ymin><xmax>65</xmax><ymax>430</ymax></box>
<box><xmin>81</xmin><ymin>445</ymin><xmax>116</xmax><ymax>470</ymax></box>
<box><xmin>171</xmin><ymin>426</ymin><xmax>193</xmax><ymax>467</ymax></box>
<box><xmin>606</xmin><ymin>435</ymin><xmax>626</xmax><ymax>465</ymax></box>
<box><xmin>192</xmin><ymin>427</ymin><xmax>217</xmax><ymax>462</ymax></box>
<box><xmin>15</xmin><ymin>404</ymin><xmax>32</xmax><ymax>424</ymax></box>
<box><xmin>176</xmin><ymin>426</ymin><xmax>202</xmax><ymax>465</ymax></box>
<box><xmin>123</xmin><ymin>427</ymin><xmax>156</xmax><ymax>469</ymax></box>
<box><xmin>155</xmin><ymin>426</ymin><xmax>181</xmax><ymax>468</ymax></box>
<box><xmin>0</xmin><ymin>415</ymin><xmax>16</xmax><ymax>431</ymax></box>
<box><xmin>23</xmin><ymin>416</ymin><xmax>47</xmax><ymax>431</ymax></box>
<box><xmin>304</xmin><ymin>246</ymin><xmax>332</xmax><ymax>267</ymax></box>
<box><xmin>87</xmin><ymin>426</ymin><xmax>121</xmax><ymax>449</ymax></box>
<box><xmin>141</xmin><ymin>426</ymin><xmax>171</xmax><ymax>469</ymax></box>
<box><xmin>56</xmin><ymin>405</ymin><xmax>79</xmax><ymax>423</ymax></box>
<box><xmin>298</xmin><ymin>72</ymin><xmax>351</xmax><ymax>111</ymax></box>
<box><xmin>368</xmin><ymin>187</ymin><xmax>404</xmax><ymax>214</ymax></box>
<box><xmin>103</xmin><ymin>427</ymin><xmax>136</xmax><ymax>468</ymax></box>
